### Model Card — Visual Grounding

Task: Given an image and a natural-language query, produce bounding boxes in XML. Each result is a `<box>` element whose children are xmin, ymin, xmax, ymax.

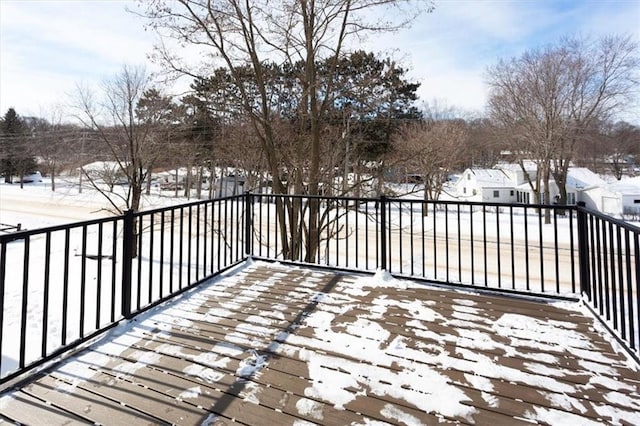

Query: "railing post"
<box><xmin>576</xmin><ymin>202</ymin><xmax>591</xmax><ymax>298</ymax></box>
<box><xmin>244</xmin><ymin>191</ymin><xmax>253</xmax><ymax>257</ymax></box>
<box><xmin>121</xmin><ymin>209</ymin><xmax>134</xmax><ymax>319</ymax></box>
<box><xmin>380</xmin><ymin>195</ymin><xmax>387</xmax><ymax>271</ymax></box>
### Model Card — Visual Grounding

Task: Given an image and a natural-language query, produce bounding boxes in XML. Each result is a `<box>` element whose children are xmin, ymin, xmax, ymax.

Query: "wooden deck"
<box><xmin>1</xmin><ymin>261</ymin><xmax>639</xmax><ymax>425</ymax></box>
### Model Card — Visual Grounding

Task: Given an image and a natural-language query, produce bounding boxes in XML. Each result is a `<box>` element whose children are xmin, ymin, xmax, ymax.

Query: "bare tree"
<box><xmin>600</xmin><ymin>121</ymin><xmax>640</xmax><ymax>179</ymax></box>
<box><xmin>74</xmin><ymin>65</ymin><xmax>161</xmax><ymax>215</ymax></box>
<box><xmin>391</xmin><ymin>116</ymin><xmax>467</xmax><ymax>214</ymax></box>
<box><xmin>138</xmin><ymin>0</ymin><xmax>431</xmax><ymax>261</ymax></box>
<box><xmin>31</xmin><ymin>107</ymin><xmax>80</xmax><ymax>192</ymax></box>
<box><xmin>487</xmin><ymin>34</ymin><xmax>639</xmax><ymax>223</ymax></box>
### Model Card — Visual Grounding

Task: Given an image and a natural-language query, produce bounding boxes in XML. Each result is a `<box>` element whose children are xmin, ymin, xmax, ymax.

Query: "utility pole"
<box><xmin>78</xmin><ymin>132</ymin><xmax>85</xmax><ymax>193</ymax></box>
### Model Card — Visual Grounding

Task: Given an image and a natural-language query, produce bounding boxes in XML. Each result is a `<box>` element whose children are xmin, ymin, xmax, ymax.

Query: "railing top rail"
<box><xmin>0</xmin><ymin>214</ymin><xmax>125</xmax><ymax>243</ymax></box>
<box><xmin>136</xmin><ymin>193</ymin><xmax>245</xmax><ymax>217</ymax></box>
<box><xmin>249</xmin><ymin>191</ymin><xmax>581</xmax><ymax>211</ymax></box>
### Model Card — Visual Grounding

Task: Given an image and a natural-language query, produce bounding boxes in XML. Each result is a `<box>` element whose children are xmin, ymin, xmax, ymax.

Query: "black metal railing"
<box><xmin>1</xmin><ymin>193</ymin><xmax>638</xmax><ymax>385</ymax></box>
<box><xmin>0</xmin><ymin>195</ymin><xmax>245</xmax><ymax>386</ymax></box>
<box><xmin>576</xmin><ymin>202</ymin><xmax>639</xmax><ymax>356</ymax></box>
<box><xmin>247</xmin><ymin>194</ymin><xmax>580</xmax><ymax>295</ymax></box>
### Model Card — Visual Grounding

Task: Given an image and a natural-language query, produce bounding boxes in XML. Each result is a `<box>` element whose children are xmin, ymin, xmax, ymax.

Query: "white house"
<box><xmin>602</xmin><ymin>176</ymin><xmax>640</xmax><ymax>216</ymax></box>
<box><xmin>565</xmin><ymin>168</ymin><xmax>607</xmax><ymax>210</ymax></box>
<box><xmin>455</xmin><ymin>164</ymin><xmax>615</xmax><ymax>209</ymax></box>
<box><xmin>455</xmin><ymin>168</ymin><xmax>515</xmax><ymax>202</ymax></box>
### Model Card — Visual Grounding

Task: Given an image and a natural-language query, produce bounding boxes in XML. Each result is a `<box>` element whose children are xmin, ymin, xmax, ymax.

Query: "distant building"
<box><xmin>453</xmin><ymin>164</ymin><xmax>639</xmax><ymax>216</ymax></box>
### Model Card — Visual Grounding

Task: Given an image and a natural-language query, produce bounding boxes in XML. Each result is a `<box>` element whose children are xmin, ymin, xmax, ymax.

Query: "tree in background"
<box><xmin>30</xmin><ymin>107</ymin><xmax>80</xmax><ymax>192</ymax></box>
<box><xmin>74</xmin><ymin>65</ymin><xmax>168</xmax><ymax>215</ymax></box>
<box><xmin>0</xmin><ymin>108</ymin><xmax>36</xmax><ymax>187</ymax></box>
<box><xmin>464</xmin><ymin>118</ymin><xmax>505</xmax><ymax>169</ymax></box>
<box><xmin>487</xmin><ymin>34</ymin><xmax>639</xmax><ymax>223</ymax></box>
<box><xmin>575</xmin><ymin>120</ymin><xmax>640</xmax><ymax>178</ymax></box>
<box><xmin>139</xmin><ymin>0</ymin><xmax>431</xmax><ymax>262</ymax></box>
<box><xmin>600</xmin><ymin>122</ymin><xmax>640</xmax><ymax>180</ymax></box>
<box><xmin>391</xmin><ymin>103</ymin><xmax>468</xmax><ymax>213</ymax></box>
<box><xmin>331</xmin><ymin>52</ymin><xmax>422</xmax><ymax>196</ymax></box>
<box><xmin>135</xmin><ymin>88</ymin><xmax>179</xmax><ymax>195</ymax></box>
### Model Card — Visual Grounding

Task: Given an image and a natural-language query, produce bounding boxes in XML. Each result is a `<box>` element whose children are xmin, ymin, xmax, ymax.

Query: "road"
<box><xmin>0</xmin><ymin>184</ymin><xmax>112</xmax><ymax>230</ymax></box>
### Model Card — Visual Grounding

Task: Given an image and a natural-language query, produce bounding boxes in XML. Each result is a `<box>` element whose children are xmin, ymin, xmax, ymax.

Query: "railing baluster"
<box><xmin>19</xmin><ymin>236</ymin><xmax>30</xmax><ymax>368</ymax></box>
<box><xmin>80</xmin><ymin>226</ymin><xmax>87</xmax><ymax>338</ymax></box>
<box><xmin>538</xmin><ymin>207</ymin><xmax>544</xmax><ymax>293</ymax></box>
<box><xmin>111</xmin><ymin>220</ymin><xmax>117</xmax><ymax>323</ymax></box>
<box><xmin>160</xmin><ymin>211</ymin><xmax>165</xmax><ymax>296</ymax></box>
<box><xmin>379</xmin><ymin>196</ymin><xmax>386</xmax><ymax>271</ymax></box>
<box><xmin>609</xmin><ymin>222</ymin><xmax>618</xmax><ymax>329</ymax></box>
<box><xmin>399</xmin><ymin>200</ymin><xmax>403</xmax><ymax>274</ymax></box>
<box><xmin>445</xmin><ymin>204</ymin><xmax>449</xmax><ymax>284</ymax></box>
<box><xmin>42</xmin><ymin>232</ymin><xmax>51</xmax><ymax>358</ymax></box>
<box><xmin>524</xmin><ymin>206</ymin><xmax>530</xmax><ymax>291</ymax></box>
<box><xmin>409</xmin><ymin>202</ymin><xmax>414</xmax><ymax>276</ymax></box>
<box><xmin>136</xmin><ymin>214</ymin><xmax>143</xmax><ymax>309</ymax></box>
<box><xmin>121</xmin><ymin>210</ymin><xmax>134</xmax><ymax>320</ymax></box>
<box><xmin>595</xmin><ymin>217</ymin><xmax>604</xmax><ymax>315</ymax></box>
<box><xmin>0</xmin><ymin>241</ymin><xmax>6</xmax><ymax>373</ymax></box>
<box><xmin>510</xmin><ymin>206</ymin><xmax>515</xmax><ymax>290</ymax></box>
<box><xmin>470</xmin><ymin>204</ymin><xmax>475</xmax><ymax>285</ymax></box>
<box><xmin>624</xmin><ymin>230</ymin><xmax>635</xmax><ymax>349</ymax></box>
<box><xmin>214</xmin><ymin>200</ymin><xmax>220</xmax><ymax>275</ymax></box>
<box><xmin>482</xmin><ymin>205</ymin><xmax>487</xmax><ymax>286</ymax></box>
<box><xmin>196</xmin><ymin>205</ymin><xmax>201</xmax><ymax>281</ymax></box>
<box><xmin>188</xmin><ymin>205</ymin><xmax>193</xmax><ymax>285</ymax></box>
<box><xmin>96</xmin><ymin>223</ymin><xmax>103</xmax><ymax>329</ymax></box>
<box><xmin>553</xmin><ymin>209</ymin><xmax>559</xmax><ymax>293</ymax></box>
<box><xmin>602</xmin><ymin>220</ymin><xmax>611</xmax><ymax>320</ymax></box>
<box><xmin>62</xmin><ymin>228</ymin><xmax>70</xmax><ymax>345</ymax></box>
<box><xmin>457</xmin><ymin>204</ymin><xmax>461</xmax><ymax>283</ymax></box>
<box><xmin>149</xmin><ymin>213</ymin><xmax>155</xmax><ymax>304</ymax></box>
<box><xmin>496</xmin><ymin>205</ymin><xmax>501</xmax><ymax>288</ymax></box>
<box><xmin>422</xmin><ymin>202</ymin><xmax>426</xmax><ymax>278</ymax></box>
<box><xmin>200</xmin><ymin>205</ymin><xmax>205</xmax><ymax>281</ymax></box>
<box><xmin>433</xmin><ymin>202</ymin><xmax>437</xmax><ymax>280</ymax></box>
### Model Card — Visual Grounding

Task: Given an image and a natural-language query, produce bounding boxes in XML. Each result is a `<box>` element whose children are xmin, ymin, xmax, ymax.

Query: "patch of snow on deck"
<box><xmin>296</xmin><ymin>398</ymin><xmax>324</xmax><ymax>420</ymax></box>
<box><xmin>177</xmin><ymin>386</ymin><xmax>202</xmax><ymax>401</ymax></box>
<box><xmin>380</xmin><ymin>403</ymin><xmax>422</xmax><ymax>425</ymax></box>
<box><xmin>236</xmin><ymin>350</ymin><xmax>267</xmax><ymax>378</ymax></box>
<box><xmin>524</xmin><ymin>406</ymin><xmax>601</xmax><ymax>425</ymax></box>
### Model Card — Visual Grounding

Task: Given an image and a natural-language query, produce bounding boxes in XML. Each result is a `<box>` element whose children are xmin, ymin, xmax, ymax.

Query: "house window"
<box><xmin>510</xmin><ymin>190</ymin><xmax>514</xmax><ymax>196</ymax></box>
<box><xmin>634</xmin><ymin>199</ymin><xmax>640</xmax><ymax>204</ymax></box>
<box><xmin>493</xmin><ymin>190</ymin><xmax>499</xmax><ymax>198</ymax></box>
<box><xmin>463</xmin><ymin>187</ymin><xmax>467</xmax><ymax>194</ymax></box>
<box><xmin>467</xmin><ymin>174</ymin><xmax>471</xmax><ymax>180</ymax></box>
<box><xmin>567</xmin><ymin>193</ymin><xmax>576</xmax><ymax>205</ymax></box>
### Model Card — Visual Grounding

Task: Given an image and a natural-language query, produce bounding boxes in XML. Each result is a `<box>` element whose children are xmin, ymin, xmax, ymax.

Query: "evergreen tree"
<box><xmin>0</xmin><ymin>108</ymin><xmax>35</xmax><ymax>185</ymax></box>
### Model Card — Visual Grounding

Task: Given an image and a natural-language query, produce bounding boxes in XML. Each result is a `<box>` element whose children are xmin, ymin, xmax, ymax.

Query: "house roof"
<box><xmin>467</xmin><ymin>169</ymin><xmax>514</xmax><ymax>188</ymax></box>
<box><xmin>495</xmin><ymin>161</ymin><xmax>538</xmax><ymax>173</ymax></box>
<box><xmin>2</xmin><ymin>262</ymin><xmax>639</xmax><ymax>424</ymax></box>
<box><xmin>606</xmin><ymin>176</ymin><xmax>640</xmax><ymax>195</ymax></box>
<box><xmin>566</xmin><ymin>168</ymin><xmax>606</xmax><ymax>190</ymax></box>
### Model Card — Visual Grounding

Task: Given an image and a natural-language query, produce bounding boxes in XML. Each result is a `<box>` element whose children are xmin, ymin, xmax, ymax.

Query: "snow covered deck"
<box><xmin>1</xmin><ymin>261</ymin><xmax>639</xmax><ymax>425</ymax></box>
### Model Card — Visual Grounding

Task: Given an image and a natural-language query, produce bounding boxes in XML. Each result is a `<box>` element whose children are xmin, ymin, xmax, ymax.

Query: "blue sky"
<box><xmin>1</xmin><ymin>0</ymin><xmax>639</xmax><ymax>121</ymax></box>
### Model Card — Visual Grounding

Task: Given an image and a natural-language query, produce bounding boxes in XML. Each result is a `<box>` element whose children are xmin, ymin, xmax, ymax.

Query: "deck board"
<box><xmin>2</xmin><ymin>261</ymin><xmax>640</xmax><ymax>425</ymax></box>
